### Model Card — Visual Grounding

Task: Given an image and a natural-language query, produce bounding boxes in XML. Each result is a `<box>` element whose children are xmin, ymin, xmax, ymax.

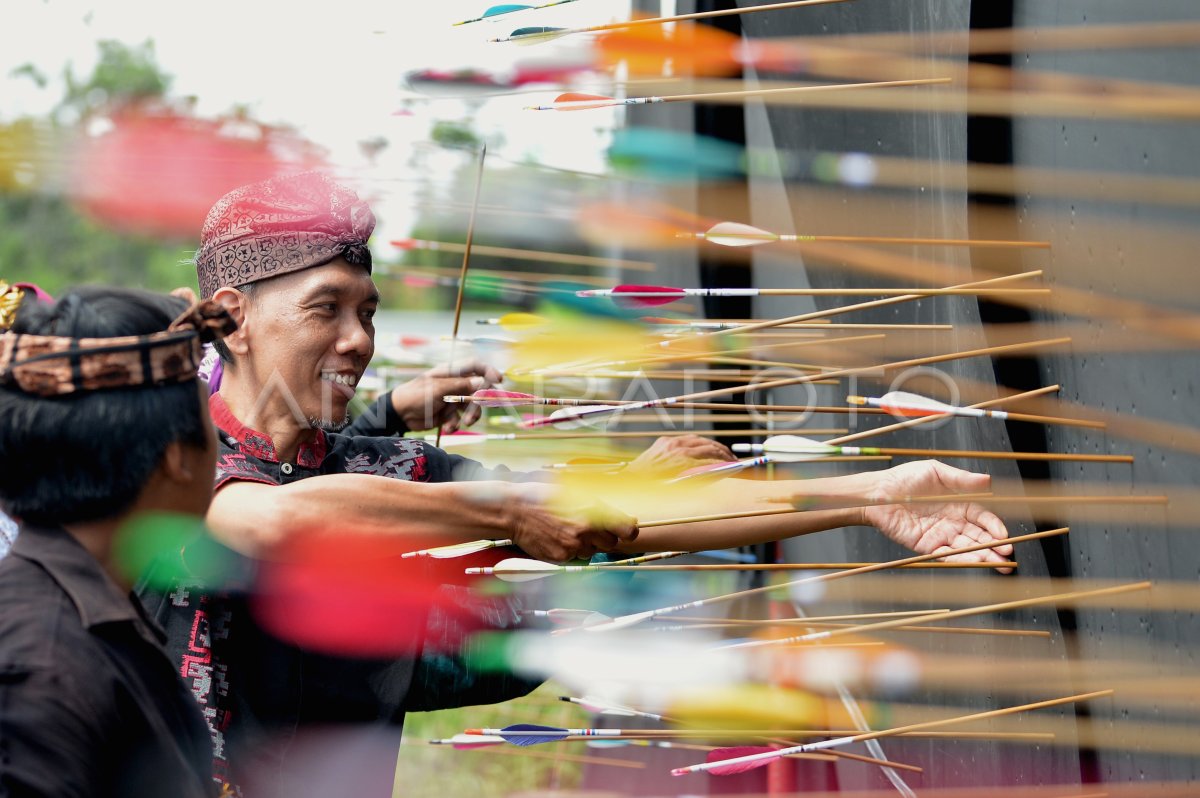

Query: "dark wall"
<box><xmin>608</xmin><ymin>0</ymin><xmax>1199</xmax><ymax>790</ymax></box>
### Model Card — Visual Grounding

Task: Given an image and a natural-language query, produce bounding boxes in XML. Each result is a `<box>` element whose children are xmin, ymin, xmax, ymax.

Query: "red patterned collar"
<box><xmin>208</xmin><ymin>393</ymin><xmax>328</xmax><ymax>468</ymax></box>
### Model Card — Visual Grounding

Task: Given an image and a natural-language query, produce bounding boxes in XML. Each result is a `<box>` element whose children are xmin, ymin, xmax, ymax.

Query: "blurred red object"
<box><xmin>251</xmin><ymin>529</ymin><xmax>500</xmax><ymax>658</ymax></box>
<box><xmin>70</xmin><ymin>109</ymin><xmax>326</xmax><ymax>238</ymax></box>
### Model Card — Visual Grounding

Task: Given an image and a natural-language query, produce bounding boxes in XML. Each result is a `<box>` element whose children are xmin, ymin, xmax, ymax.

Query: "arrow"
<box><xmin>447</xmin><ymin>389</ymin><xmax>896</xmax><ymax>416</ymax></box>
<box><xmin>526</xmin><ymin>77</ymin><xmax>952</xmax><ymax>110</ymax></box>
<box><xmin>452</xmin><ymin>0</ymin><xmax>581</xmax><ymax>26</ymax></box>
<box><xmin>400</xmin><ymin>538</ymin><xmax>513</xmax><ymax>559</ymax></box>
<box><xmin>690</xmin><ymin>220</ymin><xmax>1051</xmax><ymax>250</ymax></box>
<box><xmin>673</xmin><ymin>690</ymin><xmax>1116</xmax><ymax>776</ymax></box>
<box><xmin>517</xmin><ymin>336</ymin><xmax>1071</xmax><ymax>430</ymax></box>
<box><xmin>723</xmin><ymin>580</ymin><xmax>1151</xmax><ymax>650</ymax></box>
<box><xmin>465</xmin><ymin>724</ymin><xmax>625</xmax><ymax>746</ymax></box>
<box><xmin>489</xmin><ymin>0</ymin><xmax>851</xmax><ymax>42</ymax></box>
<box><xmin>667</xmin><ymin>456</ymin><xmax>775</xmax><ymax>482</ymax></box>
<box><xmin>659</xmin><ymin>270</ymin><xmax>1043</xmax><ymax>345</ymax></box>
<box><xmin>732</xmin><ymin>433</ymin><xmax>1132</xmax><ymax>464</ymax></box>
<box><xmin>520</xmin><ymin>607</ymin><xmax>600</xmax><ymax>625</ymax></box>
<box><xmin>575</xmin><ymin>283</ymin><xmax>1047</xmax><ymax>308</ymax></box>
<box><xmin>476</xmin><ymin>313</ymin><xmax>549</xmax><ymax>330</ymax></box>
<box><xmin>392</xmin><ymin>238</ymin><xmax>656</xmax><ymax>271</ymax></box>
<box><xmin>437</xmin><ymin>142</ymin><xmax>487</xmax><ymax>448</ymax></box>
<box><xmin>469</xmin><ymin>556</ymin><xmax>1017</xmax><ymax>581</ymax></box>
<box><xmin>848</xmin><ymin>391</ymin><xmax>1106</xmax><ymax>430</ymax></box>
<box><xmin>429</xmin><ymin>733</ymin><xmax>508</xmax><ymax>749</ymax></box>
<box><xmin>560</xmin><ymin>696</ymin><xmax>669</xmax><ymax>721</ymax></box>
<box><xmin>423</xmin><ymin>428</ymin><xmax>846</xmax><ymax>443</ymax></box>
<box><xmin>645</xmin><ymin>317</ymin><xmax>954</xmax><ymax>332</ymax></box>
<box><xmin>577</xmin><ymin>528</ymin><xmax>1069</xmax><ymax>632</ymax></box>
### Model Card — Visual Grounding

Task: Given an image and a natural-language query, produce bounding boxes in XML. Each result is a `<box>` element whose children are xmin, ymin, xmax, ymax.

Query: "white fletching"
<box><xmin>703</xmin><ymin>221</ymin><xmax>780</xmax><ymax>248</ymax></box>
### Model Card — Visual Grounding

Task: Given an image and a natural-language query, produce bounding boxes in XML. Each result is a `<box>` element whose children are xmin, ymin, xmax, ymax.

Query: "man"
<box><xmin>196</xmin><ymin>172</ymin><xmax>1010</xmax><ymax>563</ymax></box>
<box><xmin>0</xmin><ymin>286</ymin><xmax>237</xmax><ymax>797</ymax></box>
<box><xmin>160</xmin><ymin>172</ymin><xmax>1011</xmax><ymax>793</ymax></box>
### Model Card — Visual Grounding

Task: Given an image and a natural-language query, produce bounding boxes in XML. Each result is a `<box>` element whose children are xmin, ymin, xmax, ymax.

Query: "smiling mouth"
<box><xmin>321</xmin><ymin>372</ymin><xmax>358</xmax><ymax>400</ymax></box>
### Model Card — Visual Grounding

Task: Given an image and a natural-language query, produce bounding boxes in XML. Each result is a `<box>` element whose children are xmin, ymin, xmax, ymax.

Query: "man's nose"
<box><xmin>337</xmin><ymin>316</ymin><xmax>373</xmax><ymax>356</ymax></box>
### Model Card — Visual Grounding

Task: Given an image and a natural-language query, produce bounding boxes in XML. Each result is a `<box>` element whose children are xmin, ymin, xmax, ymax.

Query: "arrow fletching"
<box><xmin>611</xmin><ymin>283</ymin><xmax>688</xmax><ymax>308</ymax></box>
<box><xmin>470</xmin><ymin>389</ymin><xmax>540</xmax><ymax>407</ymax></box>
<box><xmin>701</xmin><ymin>221</ymin><xmax>781</xmax><ymax>247</ymax></box>
<box><xmin>548</xmin><ymin>92</ymin><xmax>617</xmax><ymax>111</ymax></box>
<box><xmin>438</xmin><ymin>733</ymin><xmax>506</xmax><ymax>749</ymax></box>
<box><xmin>496</xmin><ymin>724</ymin><xmax>572</xmax><ymax>746</ymax></box>
<box><xmin>401</xmin><ymin>538</ymin><xmax>513</xmax><ymax>559</ymax></box>
<box><xmin>495</xmin><ymin>26</ymin><xmax>566</xmax><ymax>44</ymax></box>
<box><xmin>522</xmin><ymin>404</ymin><xmax>627</xmax><ymax>429</ymax></box>
<box><xmin>472</xmin><ymin>557</ymin><xmax>563</xmax><ymax>582</ymax></box>
<box><xmin>877</xmin><ymin>390</ymin><xmax>955</xmax><ymax>416</ymax></box>
<box><xmin>759</xmin><ymin>435</ymin><xmax>841</xmax><ymax>460</ymax></box>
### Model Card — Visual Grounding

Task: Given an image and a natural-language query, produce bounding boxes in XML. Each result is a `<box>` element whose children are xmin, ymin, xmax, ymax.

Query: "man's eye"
<box><xmin>361</xmin><ymin>308</ymin><xmax>377</xmax><ymax>321</ymax></box>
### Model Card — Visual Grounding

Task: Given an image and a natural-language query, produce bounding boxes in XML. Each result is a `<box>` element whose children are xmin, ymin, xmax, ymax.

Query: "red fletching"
<box><xmin>552</xmin><ymin>92</ymin><xmax>616</xmax><ymax>110</ymax></box>
<box><xmin>703</xmin><ymin>746</ymin><xmax>781</xmax><ymax>776</ymax></box>
<box><xmin>472</xmin><ymin>389</ymin><xmax>539</xmax><ymax>407</ymax></box>
<box><xmin>251</xmin><ymin>529</ymin><xmax>485</xmax><ymax>657</ymax></box>
<box><xmin>611</xmin><ymin>283</ymin><xmax>686</xmax><ymax>308</ymax></box>
<box><xmin>880</xmin><ymin>403</ymin><xmax>943</xmax><ymax>418</ymax></box>
<box><xmin>390</xmin><ymin>238</ymin><xmax>419</xmax><ymax>250</ymax></box>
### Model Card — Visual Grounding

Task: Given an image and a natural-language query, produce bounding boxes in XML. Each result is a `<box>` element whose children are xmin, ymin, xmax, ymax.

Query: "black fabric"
<box><xmin>0</xmin><ymin>525</ymin><xmax>214</xmax><ymax>798</ymax></box>
<box><xmin>138</xmin><ymin>399</ymin><xmax>542</xmax><ymax>792</ymax></box>
<box><xmin>342</xmin><ymin>393</ymin><xmax>409</xmax><ymax>438</ymax></box>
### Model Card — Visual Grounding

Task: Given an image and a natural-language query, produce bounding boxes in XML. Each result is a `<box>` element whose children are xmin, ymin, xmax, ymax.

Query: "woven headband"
<box><xmin>0</xmin><ymin>300</ymin><xmax>237</xmax><ymax>397</ymax></box>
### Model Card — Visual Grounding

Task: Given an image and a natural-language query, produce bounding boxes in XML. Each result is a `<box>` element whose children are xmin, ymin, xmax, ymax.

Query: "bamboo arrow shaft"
<box><xmin>438</xmin><ymin>144</ymin><xmax>487</xmax><ymax>448</ymax></box>
<box><xmin>774</xmin><ymin>582</ymin><xmax>1151</xmax><ymax>646</ymax></box>
<box><xmin>496</xmin><ymin>561</ymin><xmax>1016</xmax><ymax>573</ymax></box>
<box><xmin>582</xmin><ymin>528</ymin><xmax>1068</xmax><ymax>632</ymax></box>
<box><xmin>870</xmin><ymin>447</ymin><xmax>1131</xmax><ymax>463</ymax></box>
<box><xmin>675</xmin><ymin>269</ymin><xmax>1041</xmax><ymax>341</ymax></box>
<box><xmin>648</xmin><ymin>336</ymin><xmax>1072</xmax><ymax>406</ymax></box>
<box><xmin>830</xmin><ymin>385</ymin><xmax>1061</xmax><ymax>445</ymax></box>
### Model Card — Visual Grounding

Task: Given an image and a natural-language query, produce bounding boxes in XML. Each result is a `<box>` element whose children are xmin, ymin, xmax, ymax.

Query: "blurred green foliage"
<box><xmin>1</xmin><ymin>40</ymin><xmax>194</xmax><ymax>295</ymax></box>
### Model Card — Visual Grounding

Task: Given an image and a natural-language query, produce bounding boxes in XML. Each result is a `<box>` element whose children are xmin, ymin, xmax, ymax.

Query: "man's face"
<box><xmin>241</xmin><ymin>258</ymin><xmax>379</xmax><ymax>430</ymax></box>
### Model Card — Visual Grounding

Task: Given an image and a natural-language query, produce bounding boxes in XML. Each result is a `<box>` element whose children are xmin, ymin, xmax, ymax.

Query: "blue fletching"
<box><xmin>484</xmin><ymin>4</ymin><xmax>532</xmax><ymax>16</ymax></box>
<box><xmin>698</xmin><ymin>549</ymin><xmax>759</xmax><ymax>564</ymax></box>
<box><xmin>510</xmin><ymin>26</ymin><xmax>564</xmax><ymax>36</ymax></box>
<box><xmin>500</xmin><ymin>723</ymin><xmax>569</xmax><ymax>746</ymax></box>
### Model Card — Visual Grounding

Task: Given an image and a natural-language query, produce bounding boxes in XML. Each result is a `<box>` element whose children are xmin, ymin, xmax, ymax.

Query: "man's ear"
<box><xmin>158</xmin><ymin>441</ymin><xmax>194</xmax><ymax>486</ymax></box>
<box><xmin>213</xmin><ymin>287</ymin><xmax>250</xmax><ymax>357</ymax></box>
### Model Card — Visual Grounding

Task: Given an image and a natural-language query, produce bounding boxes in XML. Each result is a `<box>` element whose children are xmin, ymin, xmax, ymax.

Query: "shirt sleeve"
<box><xmin>418</xmin><ymin>442</ymin><xmax>549</xmax><ymax>484</ymax></box>
<box><xmin>404</xmin><ymin>585</ymin><xmax>542</xmax><ymax>712</ymax></box>
<box><xmin>0</xmin><ymin>668</ymin><xmax>106</xmax><ymax>798</ymax></box>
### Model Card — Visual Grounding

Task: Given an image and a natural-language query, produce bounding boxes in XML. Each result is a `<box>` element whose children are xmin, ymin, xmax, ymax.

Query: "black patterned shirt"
<box><xmin>138</xmin><ymin>393</ymin><xmax>539</xmax><ymax>795</ymax></box>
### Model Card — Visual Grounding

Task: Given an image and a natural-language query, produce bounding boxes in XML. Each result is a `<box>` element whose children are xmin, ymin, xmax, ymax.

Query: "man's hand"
<box><xmin>508</xmin><ymin>503</ymin><xmax>639</xmax><ymax>563</ymax></box>
<box><xmin>861</xmin><ymin>460</ymin><xmax>1013</xmax><ymax>573</ymax></box>
<box><xmin>623</xmin><ymin>435</ymin><xmax>735</xmax><ymax>475</ymax></box>
<box><xmin>389</xmin><ymin>360</ymin><xmax>503</xmax><ymax>433</ymax></box>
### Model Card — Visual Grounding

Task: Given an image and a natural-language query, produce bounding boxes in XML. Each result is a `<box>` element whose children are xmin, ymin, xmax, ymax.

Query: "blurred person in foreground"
<box><xmin>0</xmin><ymin>286</ymin><xmax>236</xmax><ymax>797</ymax></box>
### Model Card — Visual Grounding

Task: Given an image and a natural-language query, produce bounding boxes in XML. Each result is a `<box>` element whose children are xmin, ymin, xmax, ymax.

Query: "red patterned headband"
<box><xmin>0</xmin><ymin>300</ymin><xmax>237</xmax><ymax>397</ymax></box>
<box><xmin>195</xmin><ymin>172</ymin><xmax>375</xmax><ymax>299</ymax></box>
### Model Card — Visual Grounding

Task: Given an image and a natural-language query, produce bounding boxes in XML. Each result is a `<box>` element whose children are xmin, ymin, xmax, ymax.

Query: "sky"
<box><xmin>1</xmin><ymin>0</ymin><xmax>635</xmax><ymax>239</ymax></box>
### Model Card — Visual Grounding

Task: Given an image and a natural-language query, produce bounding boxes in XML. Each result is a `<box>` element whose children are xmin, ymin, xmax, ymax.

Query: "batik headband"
<box><xmin>194</xmin><ymin>171</ymin><xmax>376</xmax><ymax>299</ymax></box>
<box><xmin>0</xmin><ymin>282</ymin><xmax>25</xmax><ymax>332</ymax></box>
<box><xmin>0</xmin><ymin>300</ymin><xmax>237</xmax><ymax>397</ymax></box>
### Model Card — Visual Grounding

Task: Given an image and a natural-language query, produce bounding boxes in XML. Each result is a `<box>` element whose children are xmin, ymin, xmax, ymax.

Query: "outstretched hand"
<box><xmin>862</xmin><ymin>460</ymin><xmax>1013</xmax><ymax>573</ymax></box>
<box><xmin>389</xmin><ymin>359</ymin><xmax>504</xmax><ymax>433</ymax></box>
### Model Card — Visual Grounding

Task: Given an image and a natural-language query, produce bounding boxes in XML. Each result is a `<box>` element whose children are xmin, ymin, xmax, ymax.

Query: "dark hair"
<box><xmin>0</xmin><ymin>286</ymin><xmax>209</xmax><ymax>525</ymax></box>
